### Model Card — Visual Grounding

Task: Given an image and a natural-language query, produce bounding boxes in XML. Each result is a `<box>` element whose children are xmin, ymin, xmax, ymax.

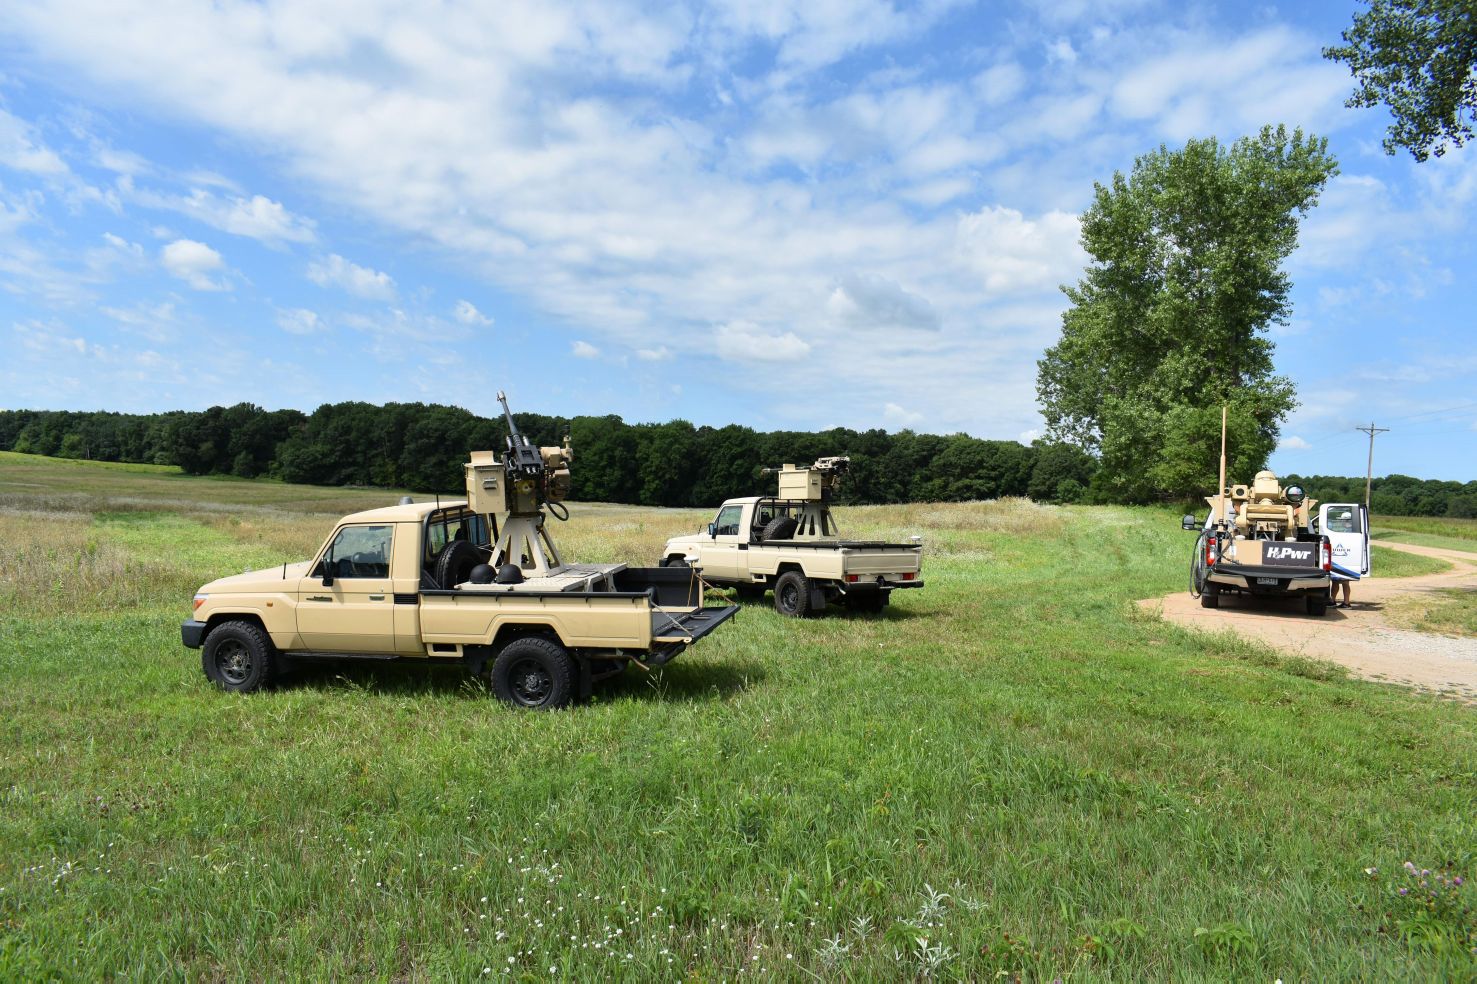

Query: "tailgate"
<box><xmin>652</xmin><ymin>604</ymin><xmax>739</xmax><ymax>644</ymax></box>
<box><xmin>844</xmin><ymin>547</ymin><xmax>922</xmax><ymax>575</ymax></box>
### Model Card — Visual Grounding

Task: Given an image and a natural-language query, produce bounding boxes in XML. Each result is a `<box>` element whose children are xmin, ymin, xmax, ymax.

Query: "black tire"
<box><xmin>490</xmin><ymin>636</ymin><xmax>576</xmax><ymax>709</ymax></box>
<box><xmin>1307</xmin><ymin>595</ymin><xmax>1329</xmax><ymax>617</ymax></box>
<box><xmin>202</xmin><ymin>620</ymin><xmax>275</xmax><ymax>693</ymax></box>
<box><xmin>1191</xmin><ymin>532</ymin><xmax>1210</xmax><ymax>596</ymax></box>
<box><xmin>760</xmin><ymin>516</ymin><xmax>798</xmax><ymax>542</ymax></box>
<box><xmin>1200</xmin><ymin>585</ymin><xmax>1220</xmax><ymax>609</ymax></box>
<box><xmin>774</xmin><ymin>570</ymin><xmax>815</xmax><ymax>618</ymax></box>
<box><xmin>435</xmin><ymin>540</ymin><xmax>483</xmax><ymax>589</ymax></box>
<box><xmin>662</xmin><ymin>555</ymin><xmax>689</xmax><ymax>568</ymax></box>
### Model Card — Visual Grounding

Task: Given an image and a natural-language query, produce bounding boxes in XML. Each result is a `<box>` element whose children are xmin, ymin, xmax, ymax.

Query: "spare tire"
<box><xmin>435</xmin><ymin>539</ymin><xmax>483</xmax><ymax>588</ymax></box>
<box><xmin>760</xmin><ymin>516</ymin><xmax>798</xmax><ymax>542</ymax></box>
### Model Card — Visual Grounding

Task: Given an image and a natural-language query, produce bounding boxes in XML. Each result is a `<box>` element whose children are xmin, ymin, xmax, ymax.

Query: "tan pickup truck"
<box><xmin>182</xmin><ymin>498</ymin><xmax>736</xmax><ymax>708</ymax></box>
<box><xmin>660</xmin><ymin>457</ymin><xmax>924</xmax><ymax>616</ymax></box>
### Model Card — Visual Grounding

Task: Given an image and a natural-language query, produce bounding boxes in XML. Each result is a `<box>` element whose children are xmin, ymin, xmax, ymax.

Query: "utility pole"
<box><xmin>1356</xmin><ymin>422</ymin><xmax>1389</xmax><ymax>510</ymax></box>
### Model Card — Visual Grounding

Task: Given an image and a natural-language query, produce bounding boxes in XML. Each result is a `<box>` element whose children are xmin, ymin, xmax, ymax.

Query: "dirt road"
<box><xmin>1141</xmin><ymin>541</ymin><xmax>1477</xmax><ymax>700</ymax></box>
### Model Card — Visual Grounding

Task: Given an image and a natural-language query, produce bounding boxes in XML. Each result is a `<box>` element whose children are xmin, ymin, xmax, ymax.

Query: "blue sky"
<box><xmin>0</xmin><ymin>0</ymin><xmax>1473</xmax><ymax>481</ymax></box>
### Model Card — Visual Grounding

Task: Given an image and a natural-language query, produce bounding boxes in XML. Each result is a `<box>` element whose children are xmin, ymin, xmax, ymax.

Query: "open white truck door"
<box><xmin>1320</xmin><ymin>502</ymin><xmax>1370</xmax><ymax>577</ymax></box>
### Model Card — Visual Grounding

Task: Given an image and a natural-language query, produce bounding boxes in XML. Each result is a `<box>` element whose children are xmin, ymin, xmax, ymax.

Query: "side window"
<box><xmin>1326</xmin><ymin>508</ymin><xmax>1357</xmax><ymax>533</ymax></box>
<box><xmin>319</xmin><ymin>524</ymin><xmax>393</xmax><ymax>578</ymax></box>
<box><xmin>714</xmin><ymin>505</ymin><xmax>743</xmax><ymax>536</ymax></box>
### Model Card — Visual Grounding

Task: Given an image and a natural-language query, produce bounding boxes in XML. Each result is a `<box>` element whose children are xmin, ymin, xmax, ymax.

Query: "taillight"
<box><xmin>1322</xmin><ymin>538</ymin><xmax>1332</xmax><ymax>572</ymax></box>
<box><xmin>845</xmin><ymin>574</ymin><xmax>859</xmax><ymax>583</ymax></box>
<box><xmin>901</xmin><ymin>572</ymin><xmax>915</xmax><ymax>581</ymax></box>
<box><xmin>1206</xmin><ymin>537</ymin><xmax>1219</xmax><ymax>566</ymax></box>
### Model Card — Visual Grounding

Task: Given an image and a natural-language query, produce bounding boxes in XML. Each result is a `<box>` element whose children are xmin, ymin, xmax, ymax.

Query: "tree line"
<box><xmin>1285</xmin><ymin>473</ymin><xmax>1477</xmax><ymax>520</ymax></box>
<box><xmin>0</xmin><ymin>404</ymin><xmax>1098</xmax><ymax>507</ymax></box>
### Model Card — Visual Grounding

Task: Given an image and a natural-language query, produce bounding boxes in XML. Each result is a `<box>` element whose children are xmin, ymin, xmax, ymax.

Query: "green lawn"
<box><xmin>1374</xmin><ymin>515</ymin><xmax>1477</xmax><ymax>556</ymax></box>
<box><xmin>1</xmin><ymin>456</ymin><xmax>1474</xmax><ymax>980</ymax></box>
<box><xmin>1371</xmin><ymin>544</ymin><xmax>1452</xmax><ymax>578</ymax></box>
<box><xmin>1390</xmin><ymin>589</ymin><xmax>1477</xmax><ymax>640</ymax></box>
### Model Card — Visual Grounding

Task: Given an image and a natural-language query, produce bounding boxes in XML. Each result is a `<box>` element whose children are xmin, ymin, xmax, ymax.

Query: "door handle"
<box><xmin>369</xmin><ymin>595</ymin><xmax>385</xmax><ymax>601</ymax></box>
<box><xmin>307</xmin><ymin>596</ymin><xmax>333</xmax><ymax>602</ymax></box>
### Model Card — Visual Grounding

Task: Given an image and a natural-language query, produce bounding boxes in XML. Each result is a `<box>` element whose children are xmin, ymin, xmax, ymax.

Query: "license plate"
<box><xmin>1255</xmin><ymin>577</ymin><xmax>1280</xmax><ymax>586</ymax></box>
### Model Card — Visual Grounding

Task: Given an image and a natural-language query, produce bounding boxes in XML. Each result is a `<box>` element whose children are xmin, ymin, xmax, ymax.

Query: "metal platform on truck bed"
<box><xmin>652</xmin><ymin>604</ymin><xmax>739</xmax><ymax>644</ymax></box>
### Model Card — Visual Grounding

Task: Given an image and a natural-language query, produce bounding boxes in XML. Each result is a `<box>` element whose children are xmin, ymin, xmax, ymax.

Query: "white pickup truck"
<box><xmin>660</xmin><ymin>458</ymin><xmax>924</xmax><ymax>616</ymax></box>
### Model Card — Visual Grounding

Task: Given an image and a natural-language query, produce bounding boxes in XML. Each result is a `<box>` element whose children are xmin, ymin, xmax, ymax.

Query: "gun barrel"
<box><xmin>497</xmin><ymin>391</ymin><xmax>522</xmax><ymax>441</ymax></box>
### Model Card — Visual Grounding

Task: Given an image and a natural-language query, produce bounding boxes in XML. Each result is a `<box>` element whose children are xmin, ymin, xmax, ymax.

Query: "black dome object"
<box><xmin>468</xmin><ymin>563</ymin><xmax>495</xmax><ymax>585</ymax></box>
<box><xmin>495</xmin><ymin>563</ymin><xmax>525</xmax><ymax>585</ymax></box>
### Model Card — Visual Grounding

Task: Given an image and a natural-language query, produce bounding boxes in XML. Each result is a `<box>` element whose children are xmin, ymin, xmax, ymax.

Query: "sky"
<box><xmin>0</xmin><ymin>0</ymin><xmax>1473</xmax><ymax>481</ymax></box>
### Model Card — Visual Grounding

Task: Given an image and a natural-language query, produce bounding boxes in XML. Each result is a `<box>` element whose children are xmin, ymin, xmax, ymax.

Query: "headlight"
<box><xmin>193</xmin><ymin>593</ymin><xmax>209</xmax><ymax>612</ymax></box>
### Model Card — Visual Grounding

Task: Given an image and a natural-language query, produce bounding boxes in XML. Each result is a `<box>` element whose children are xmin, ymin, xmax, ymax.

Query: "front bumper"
<box><xmin>181</xmin><ymin>620</ymin><xmax>208</xmax><ymax>649</ymax></box>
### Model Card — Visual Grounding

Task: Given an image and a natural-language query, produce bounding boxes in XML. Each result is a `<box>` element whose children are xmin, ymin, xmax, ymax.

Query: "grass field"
<box><xmin>1369</xmin><ymin>544</ymin><xmax>1451</xmax><ymax>578</ymax></box>
<box><xmin>1389</xmin><ymin>589</ymin><xmax>1477</xmax><ymax>640</ymax></box>
<box><xmin>1374</xmin><ymin>514</ymin><xmax>1477</xmax><ymax>556</ymax></box>
<box><xmin>1</xmin><ymin>453</ymin><xmax>1474</xmax><ymax>980</ymax></box>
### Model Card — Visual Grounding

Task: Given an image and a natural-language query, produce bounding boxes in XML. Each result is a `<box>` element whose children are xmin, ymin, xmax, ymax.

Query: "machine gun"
<box><xmin>498</xmin><ymin>390</ymin><xmax>548</xmax><ymax>482</ymax></box>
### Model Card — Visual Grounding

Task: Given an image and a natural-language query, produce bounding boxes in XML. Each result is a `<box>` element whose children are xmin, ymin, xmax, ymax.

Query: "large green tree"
<box><xmin>1325</xmin><ymin>0</ymin><xmax>1477</xmax><ymax>161</ymax></box>
<box><xmin>1037</xmin><ymin>126</ymin><xmax>1337</xmax><ymax>501</ymax></box>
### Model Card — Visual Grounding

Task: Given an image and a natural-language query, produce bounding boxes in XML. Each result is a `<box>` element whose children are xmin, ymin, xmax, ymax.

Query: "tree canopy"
<box><xmin>1325</xmin><ymin>0</ymin><xmax>1477</xmax><ymax>161</ymax></box>
<box><xmin>1036</xmin><ymin>126</ymin><xmax>1337</xmax><ymax>501</ymax></box>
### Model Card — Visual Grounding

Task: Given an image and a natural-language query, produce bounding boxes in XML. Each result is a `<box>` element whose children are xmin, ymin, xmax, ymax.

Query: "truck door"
<box><xmin>700</xmin><ymin>503</ymin><xmax>750</xmax><ymax>581</ymax></box>
<box><xmin>296</xmin><ymin>523</ymin><xmax>398</xmax><ymax>653</ymax></box>
<box><xmin>1320</xmin><ymin>503</ymin><xmax>1370</xmax><ymax>577</ymax></box>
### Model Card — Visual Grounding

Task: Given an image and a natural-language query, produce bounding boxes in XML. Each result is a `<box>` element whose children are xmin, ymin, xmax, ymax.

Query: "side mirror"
<box><xmin>1181</xmin><ymin>514</ymin><xmax>1199</xmax><ymax>531</ymax></box>
<box><xmin>320</xmin><ymin>553</ymin><xmax>335</xmax><ymax>586</ymax></box>
<box><xmin>707</xmin><ymin>522</ymin><xmax>717</xmax><ymax>538</ymax></box>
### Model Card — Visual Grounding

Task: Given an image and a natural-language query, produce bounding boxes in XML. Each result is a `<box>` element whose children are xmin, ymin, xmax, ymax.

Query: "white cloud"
<box><xmin>956</xmin><ymin>206</ymin><xmax>1084</xmax><ymax>295</ymax></box>
<box><xmin>307</xmin><ymin>254</ymin><xmax>396</xmax><ymax>300</ymax></box>
<box><xmin>160</xmin><ymin>238</ymin><xmax>227</xmax><ymax>290</ymax></box>
<box><xmin>827</xmin><ymin>274</ymin><xmax>940</xmax><ymax>331</ymax></box>
<box><xmin>973</xmin><ymin>62</ymin><xmax>1025</xmax><ymax>107</ymax></box>
<box><xmin>1107</xmin><ymin>27</ymin><xmax>1349</xmax><ymax>140</ymax></box>
<box><xmin>276</xmin><ymin>307</ymin><xmax>323</xmax><ymax>335</ymax></box>
<box><xmin>14</xmin><ymin>318</ymin><xmax>89</xmax><ymax>356</ymax></box>
<box><xmin>636</xmin><ymin>345</ymin><xmax>672</xmax><ymax>361</ymax></box>
<box><xmin>454</xmin><ymin>300</ymin><xmax>493</xmax><ymax>325</ymax></box>
<box><xmin>714</xmin><ymin>321</ymin><xmax>811</xmax><ymax>363</ymax></box>
<box><xmin>884</xmin><ymin>401</ymin><xmax>923</xmax><ymax>426</ymax></box>
<box><xmin>1045</xmin><ymin>38</ymin><xmax>1076</xmax><ymax>64</ymax></box>
<box><xmin>1280</xmin><ymin>435</ymin><xmax>1312</xmax><ymax>451</ymax></box>
<box><xmin>571</xmin><ymin>339</ymin><xmax>600</xmax><ymax>358</ymax></box>
<box><xmin>0</xmin><ymin>108</ymin><xmax>68</xmax><ymax>176</ymax></box>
